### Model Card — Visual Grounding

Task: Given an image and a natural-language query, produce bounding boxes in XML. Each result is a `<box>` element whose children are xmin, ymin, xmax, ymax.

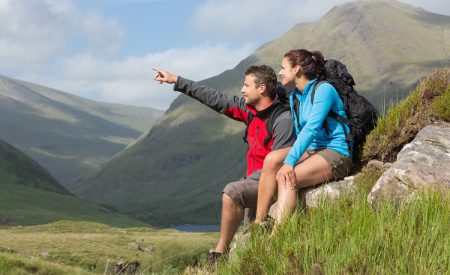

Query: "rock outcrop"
<box><xmin>299</xmin><ymin>176</ymin><xmax>356</xmax><ymax>208</ymax></box>
<box><xmin>368</xmin><ymin>123</ymin><xmax>450</xmax><ymax>204</ymax></box>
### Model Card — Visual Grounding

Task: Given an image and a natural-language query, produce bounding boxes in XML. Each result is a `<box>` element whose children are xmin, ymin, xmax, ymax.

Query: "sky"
<box><xmin>0</xmin><ymin>0</ymin><xmax>449</xmax><ymax>110</ymax></box>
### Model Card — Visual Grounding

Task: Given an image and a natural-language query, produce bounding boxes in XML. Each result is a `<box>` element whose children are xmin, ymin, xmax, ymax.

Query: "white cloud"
<box><xmin>399</xmin><ymin>0</ymin><xmax>450</xmax><ymax>15</ymax></box>
<box><xmin>0</xmin><ymin>0</ymin><xmax>254</xmax><ymax>110</ymax></box>
<box><xmin>189</xmin><ymin>0</ymin><xmax>353</xmax><ymax>40</ymax></box>
<box><xmin>0</xmin><ymin>0</ymin><xmax>65</xmax><ymax>69</ymax></box>
<box><xmin>189</xmin><ymin>0</ymin><xmax>450</xmax><ymax>40</ymax></box>
<box><xmin>26</xmin><ymin>43</ymin><xmax>255</xmax><ymax>110</ymax></box>
<box><xmin>0</xmin><ymin>0</ymin><xmax>123</xmax><ymax>71</ymax></box>
<box><xmin>79</xmin><ymin>0</ymin><xmax>165</xmax><ymax>4</ymax></box>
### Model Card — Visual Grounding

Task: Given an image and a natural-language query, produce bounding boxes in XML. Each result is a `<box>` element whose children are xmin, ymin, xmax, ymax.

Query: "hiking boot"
<box><xmin>253</xmin><ymin>217</ymin><xmax>274</xmax><ymax>234</ymax></box>
<box><xmin>207</xmin><ymin>250</ymin><xmax>224</xmax><ymax>269</ymax></box>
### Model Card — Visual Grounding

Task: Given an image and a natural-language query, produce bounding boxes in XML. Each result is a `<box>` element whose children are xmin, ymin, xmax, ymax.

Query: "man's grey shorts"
<box><xmin>223</xmin><ymin>178</ymin><xmax>259</xmax><ymax>210</ymax></box>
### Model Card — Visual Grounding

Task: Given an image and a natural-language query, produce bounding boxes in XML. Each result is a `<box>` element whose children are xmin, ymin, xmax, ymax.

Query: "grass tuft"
<box><xmin>363</xmin><ymin>68</ymin><xmax>449</xmax><ymax>162</ymax></box>
<box><xmin>430</xmin><ymin>85</ymin><xmax>450</xmax><ymax>121</ymax></box>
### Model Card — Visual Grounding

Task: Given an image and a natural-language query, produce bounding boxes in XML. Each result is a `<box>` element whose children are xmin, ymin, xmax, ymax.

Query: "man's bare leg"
<box><xmin>214</xmin><ymin>193</ymin><xmax>244</xmax><ymax>253</ymax></box>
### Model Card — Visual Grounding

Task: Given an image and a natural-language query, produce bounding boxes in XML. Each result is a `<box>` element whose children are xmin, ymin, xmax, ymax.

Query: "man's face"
<box><xmin>241</xmin><ymin>74</ymin><xmax>264</xmax><ymax>105</ymax></box>
<box><xmin>278</xmin><ymin>57</ymin><xmax>297</xmax><ymax>86</ymax></box>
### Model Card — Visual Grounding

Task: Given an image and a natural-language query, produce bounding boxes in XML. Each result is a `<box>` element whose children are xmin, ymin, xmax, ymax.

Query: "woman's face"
<box><xmin>278</xmin><ymin>57</ymin><xmax>297</xmax><ymax>86</ymax></box>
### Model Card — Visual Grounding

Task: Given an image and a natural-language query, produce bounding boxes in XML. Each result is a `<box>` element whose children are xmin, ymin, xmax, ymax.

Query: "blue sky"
<box><xmin>0</xmin><ymin>0</ymin><xmax>449</xmax><ymax>110</ymax></box>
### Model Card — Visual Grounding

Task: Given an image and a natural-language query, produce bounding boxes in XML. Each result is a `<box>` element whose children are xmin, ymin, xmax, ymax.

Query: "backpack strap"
<box><xmin>311</xmin><ymin>80</ymin><xmax>331</xmax><ymax>136</ymax></box>
<box><xmin>328</xmin><ymin>110</ymin><xmax>353</xmax><ymax>156</ymax></box>
<box><xmin>242</xmin><ymin>112</ymin><xmax>254</xmax><ymax>144</ymax></box>
<box><xmin>292</xmin><ymin>96</ymin><xmax>301</xmax><ymax>131</ymax></box>
<box><xmin>263</xmin><ymin>104</ymin><xmax>289</xmax><ymax>146</ymax></box>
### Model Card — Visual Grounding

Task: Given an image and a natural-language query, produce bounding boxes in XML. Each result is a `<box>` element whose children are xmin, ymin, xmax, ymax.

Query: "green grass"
<box><xmin>0</xmin><ymin>221</ymin><xmax>217</xmax><ymax>274</ymax></box>
<box><xmin>363</xmin><ymin>68</ymin><xmax>450</xmax><ymax>161</ymax></box>
<box><xmin>0</xmin><ymin>252</ymin><xmax>91</xmax><ymax>275</ymax></box>
<box><xmin>219</xmin><ymin>169</ymin><xmax>450</xmax><ymax>274</ymax></box>
<box><xmin>431</xmin><ymin>85</ymin><xmax>450</xmax><ymax>121</ymax></box>
<box><xmin>0</xmin><ymin>181</ymin><xmax>146</xmax><ymax>227</ymax></box>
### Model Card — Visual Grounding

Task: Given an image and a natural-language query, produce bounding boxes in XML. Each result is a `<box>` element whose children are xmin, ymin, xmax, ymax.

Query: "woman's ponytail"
<box><xmin>311</xmin><ymin>51</ymin><xmax>325</xmax><ymax>76</ymax></box>
<box><xmin>284</xmin><ymin>49</ymin><xmax>325</xmax><ymax>79</ymax></box>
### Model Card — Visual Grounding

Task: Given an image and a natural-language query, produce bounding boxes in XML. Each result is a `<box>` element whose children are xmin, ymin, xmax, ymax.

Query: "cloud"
<box><xmin>189</xmin><ymin>0</ymin><xmax>450</xmax><ymax>40</ymax></box>
<box><xmin>26</xmin><ymin>43</ymin><xmax>255</xmax><ymax>110</ymax></box>
<box><xmin>189</xmin><ymin>0</ymin><xmax>352</xmax><ymax>40</ymax></box>
<box><xmin>399</xmin><ymin>0</ymin><xmax>450</xmax><ymax>15</ymax></box>
<box><xmin>79</xmin><ymin>0</ymin><xmax>165</xmax><ymax>4</ymax></box>
<box><xmin>0</xmin><ymin>0</ymin><xmax>254</xmax><ymax>110</ymax></box>
<box><xmin>0</xmin><ymin>0</ymin><xmax>123</xmax><ymax>71</ymax></box>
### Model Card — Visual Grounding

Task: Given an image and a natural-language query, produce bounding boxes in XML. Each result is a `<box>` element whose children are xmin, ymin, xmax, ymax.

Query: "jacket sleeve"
<box><xmin>284</xmin><ymin>83</ymin><xmax>336</xmax><ymax>166</ymax></box>
<box><xmin>174</xmin><ymin>76</ymin><xmax>249</xmax><ymax>123</ymax></box>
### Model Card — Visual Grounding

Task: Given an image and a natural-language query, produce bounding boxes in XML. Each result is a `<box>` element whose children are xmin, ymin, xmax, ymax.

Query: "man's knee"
<box><xmin>223</xmin><ymin>182</ymin><xmax>245</xmax><ymax>209</ymax></box>
<box><xmin>222</xmin><ymin>192</ymin><xmax>236</xmax><ymax>207</ymax></box>
<box><xmin>223</xmin><ymin>180</ymin><xmax>258</xmax><ymax>210</ymax></box>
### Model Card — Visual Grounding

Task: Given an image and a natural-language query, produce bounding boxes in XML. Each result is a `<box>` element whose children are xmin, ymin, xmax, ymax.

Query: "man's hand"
<box><xmin>276</xmin><ymin>164</ymin><xmax>297</xmax><ymax>190</ymax></box>
<box><xmin>153</xmin><ymin>67</ymin><xmax>178</xmax><ymax>84</ymax></box>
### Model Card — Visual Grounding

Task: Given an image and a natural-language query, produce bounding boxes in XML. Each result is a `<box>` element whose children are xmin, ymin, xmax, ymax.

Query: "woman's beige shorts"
<box><xmin>306</xmin><ymin>148</ymin><xmax>353</xmax><ymax>180</ymax></box>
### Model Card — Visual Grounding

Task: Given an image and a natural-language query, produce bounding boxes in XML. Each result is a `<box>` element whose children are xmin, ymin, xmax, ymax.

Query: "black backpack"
<box><xmin>309</xmin><ymin>59</ymin><xmax>379</xmax><ymax>159</ymax></box>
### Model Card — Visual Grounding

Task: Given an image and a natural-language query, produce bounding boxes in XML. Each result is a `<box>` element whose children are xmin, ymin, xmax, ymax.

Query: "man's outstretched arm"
<box><xmin>153</xmin><ymin>67</ymin><xmax>248</xmax><ymax>123</ymax></box>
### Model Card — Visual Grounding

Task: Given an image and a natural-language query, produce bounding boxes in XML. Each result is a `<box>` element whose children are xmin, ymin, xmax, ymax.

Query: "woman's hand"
<box><xmin>153</xmin><ymin>67</ymin><xmax>178</xmax><ymax>84</ymax></box>
<box><xmin>276</xmin><ymin>164</ymin><xmax>297</xmax><ymax>190</ymax></box>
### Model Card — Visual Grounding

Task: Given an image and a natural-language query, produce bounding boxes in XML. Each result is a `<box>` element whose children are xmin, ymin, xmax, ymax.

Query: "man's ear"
<box><xmin>258</xmin><ymin>84</ymin><xmax>267</xmax><ymax>95</ymax></box>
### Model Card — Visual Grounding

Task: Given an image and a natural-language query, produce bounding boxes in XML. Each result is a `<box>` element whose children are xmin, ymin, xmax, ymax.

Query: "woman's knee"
<box><xmin>263</xmin><ymin>149</ymin><xmax>288</xmax><ymax>171</ymax></box>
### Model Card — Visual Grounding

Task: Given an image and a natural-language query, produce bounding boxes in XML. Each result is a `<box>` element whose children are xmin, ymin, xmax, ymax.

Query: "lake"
<box><xmin>171</xmin><ymin>224</ymin><xmax>220</xmax><ymax>232</ymax></box>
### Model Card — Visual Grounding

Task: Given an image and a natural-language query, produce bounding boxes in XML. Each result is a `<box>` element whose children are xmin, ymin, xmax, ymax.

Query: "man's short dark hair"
<box><xmin>245</xmin><ymin>65</ymin><xmax>277</xmax><ymax>98</ymax></box>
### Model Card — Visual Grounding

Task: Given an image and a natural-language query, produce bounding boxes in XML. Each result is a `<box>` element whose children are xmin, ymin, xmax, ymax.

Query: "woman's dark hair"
<box><xmin>284</xmin><ymin>49</ymin><xmax>325</xmax><ymax>79</ymax></box>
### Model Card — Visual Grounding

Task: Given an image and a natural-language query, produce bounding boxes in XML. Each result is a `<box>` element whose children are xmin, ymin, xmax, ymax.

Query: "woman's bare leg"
<box><xmin>255</xmin><ymin>147</ymin><xmax>291</xmax><ymax>223</ymax></box>
<box><xmin>276</xmin><ymin>154</ymin><xmax>333</xmax><ymax>223</ymax></box>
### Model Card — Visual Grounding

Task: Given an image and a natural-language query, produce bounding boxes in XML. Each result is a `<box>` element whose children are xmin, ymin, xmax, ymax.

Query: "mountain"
<box><xmin>71</xmin><ymin>0</ymin><xmax>450</xmax><ymax>225</ymax></box>
<box><xmin>0</xmin><ymin>138</ymin><xmax>145</xmax><ymax>226</ymax></box>
<box><xmin>0</xmin><ymin>75</ymin><xmax>163</xmax><ymax>185</ymax></box>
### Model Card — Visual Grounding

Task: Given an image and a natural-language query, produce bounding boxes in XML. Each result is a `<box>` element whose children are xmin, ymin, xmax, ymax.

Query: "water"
<box><xmin>171</xmin><ymin>224</ymin><xmax>220</xmax><ymax>232</ymax></box>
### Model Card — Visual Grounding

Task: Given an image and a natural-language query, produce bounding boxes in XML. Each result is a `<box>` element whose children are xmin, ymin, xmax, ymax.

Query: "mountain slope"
<box><xmin>72</xmin><ymin>0</ymin><xmax>450</xmax><ymax>225</ymax></box>
<box><xmin>0</xmin><ymin>139</ymin><xmax>145</xmax><ymax>226</ymax></box>
<box><xmin>0</xmin><ymin>75</ymin><xmax>163</xmax><ymax>184</ymax></box>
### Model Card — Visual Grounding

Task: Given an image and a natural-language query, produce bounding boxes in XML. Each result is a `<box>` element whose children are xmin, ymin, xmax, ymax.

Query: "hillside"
<box><xmin>71</xmin><ymin>0</ymin><xmax>450</xmax><ymax>225</ymax></box>
<box><xmin>0</xmin><ymin>75</ymin><xmax>163</xmax><ymax>185</ymax></box>
<box><xmin>0</xmin><ymin>138</ymin><xmax>144</xmax><ymax>227</ymax></box>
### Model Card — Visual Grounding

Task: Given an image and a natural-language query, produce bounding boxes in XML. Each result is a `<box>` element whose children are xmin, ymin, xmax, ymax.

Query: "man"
<box><xmin>153</xmin><ymin>65</ymin><xmax>295</xmax><ymax>263</ymax></box>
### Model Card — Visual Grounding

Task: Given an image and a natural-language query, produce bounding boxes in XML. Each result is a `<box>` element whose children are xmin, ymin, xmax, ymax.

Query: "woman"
<box><xmin>256</xmin><ymin>49</ymin><xmax>353</xmax><ymax>224</ymax></box>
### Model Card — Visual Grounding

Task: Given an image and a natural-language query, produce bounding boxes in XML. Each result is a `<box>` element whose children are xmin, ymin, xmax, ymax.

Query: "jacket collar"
<box><xmin>294</xmin><ymin>78</ymin><xmax>318</xmax><ymax>96</ymax></box>
<box><xmin>246</xmin><ymin>96</ymin><xmax>283</xmax><ymax>119</ymax></box>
